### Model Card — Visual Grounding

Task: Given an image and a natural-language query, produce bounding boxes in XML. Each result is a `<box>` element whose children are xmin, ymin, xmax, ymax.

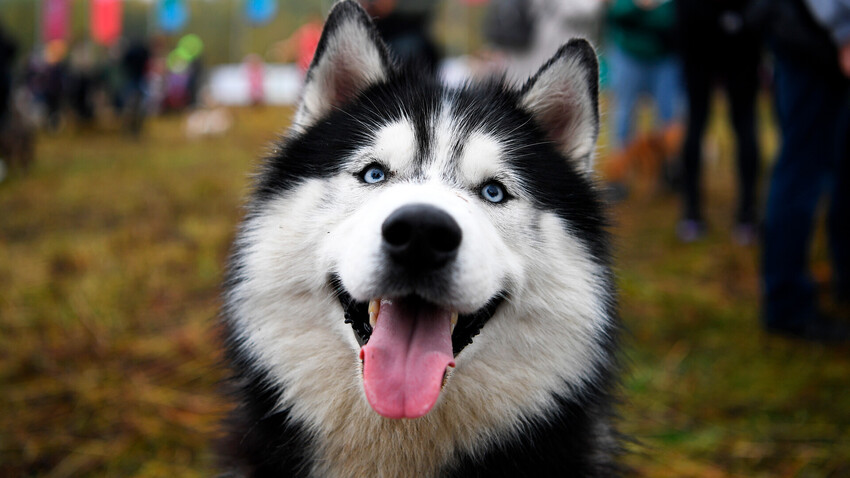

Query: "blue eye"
<box><xmin>481</xmin><ymin>182</ymin><xmax>506</xmax><ymax>203</ymax></box>
<box><xmin>362</xmin><ymin>165</ymin><xmax>387</xmax><ymax>184</ymax></box>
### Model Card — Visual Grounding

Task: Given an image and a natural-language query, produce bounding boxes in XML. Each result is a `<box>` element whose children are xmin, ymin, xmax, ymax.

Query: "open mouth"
<box><xmin>330</xmin><ymin>276</ymin><xmax>504</xmax><ymax>419</ymax></box>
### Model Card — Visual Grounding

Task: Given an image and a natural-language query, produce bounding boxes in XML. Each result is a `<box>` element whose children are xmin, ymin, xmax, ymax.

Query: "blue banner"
<box><xmin>245</xmin><ymin>0</ymin><xmax>277</xmax><ymax>25</ymax></box>
<box><xmin>158</xmin><ymin>0</ymin><xmax>189</xmax><ymax>33</ymax></box>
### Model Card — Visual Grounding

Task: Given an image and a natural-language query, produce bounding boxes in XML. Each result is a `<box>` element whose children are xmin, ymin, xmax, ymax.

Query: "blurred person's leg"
<box><xmin>679</xmin><ymin>49</ymin><xmax>711</xmax><ymax>234</ymax></box>
<box><xmin>763</xmin><ymin>55</ymin><xmax>845</xmax><ymax>334</ymax></box>
<box><xmin>609</xmin><ymin>45</ymin><xmax>646</xmax><ymax>149</ymax></box>
<box><xmin>724</xmin><ymin>48</ymin><xmax>761</xmax><ymax>230</ymax></box>
<box><xmin>676</xmin><ymin>0</ymin><xmax>717</xmax><ymax>240</ymax></box>
<box><xmin>652</xmin><ymin>56</ymin><xmax>683</xmax><ymax>127</ymax></box>
<box><xmin>648</xmin><ymin>55</ymin><xmax>685</xmax><ymax>193</ymax></box>
<box><xmin>828</xmin><ymin>111</ymin><xmax>850</xmax><ymax>304</ymax></box>
<box><xmin>0</xmin><ymin>72</ymin><xmax>10</xmax><ymax>122</ymax></box>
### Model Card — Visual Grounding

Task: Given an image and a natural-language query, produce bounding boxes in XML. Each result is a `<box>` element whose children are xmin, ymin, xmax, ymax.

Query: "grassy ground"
<box><xmin>1</xmin><ymin>105</ymin><xmax>848</xmax><ymax>477</ymax></box>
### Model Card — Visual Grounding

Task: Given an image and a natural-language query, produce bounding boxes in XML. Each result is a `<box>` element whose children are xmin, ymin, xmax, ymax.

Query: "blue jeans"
<box><xmin>608</xmin><ymin>46</ymin><xmax>683</xmax><ymax>148</ymax></box>
<box><xmin>762</xmin><ymin>54</ymin><xmax>850</xmax><ymax>329</ymax></box>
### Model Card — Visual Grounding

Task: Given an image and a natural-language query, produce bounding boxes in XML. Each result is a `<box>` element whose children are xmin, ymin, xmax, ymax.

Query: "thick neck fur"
<box><xmin>224</xmin><ymin>297</ymin><xmax>618</xmax><ymax>478</ymax></box>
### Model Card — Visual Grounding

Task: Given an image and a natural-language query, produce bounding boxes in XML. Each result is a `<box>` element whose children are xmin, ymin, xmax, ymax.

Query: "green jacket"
<box><xmin>607</xmin><ymin>0</ymin><xmax>677</xmax><ymax>60</ymax></box>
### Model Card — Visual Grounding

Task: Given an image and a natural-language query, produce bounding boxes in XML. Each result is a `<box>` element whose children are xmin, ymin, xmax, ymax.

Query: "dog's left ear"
<box><xmin>293</xmin><ymin>1</ymin><xmax>392</xmax><ymax>130</ymax></box>
<box><xmin>519</xmin><ymin>39</ymin><xmax>600</xmax><ymax>173</ymax></box>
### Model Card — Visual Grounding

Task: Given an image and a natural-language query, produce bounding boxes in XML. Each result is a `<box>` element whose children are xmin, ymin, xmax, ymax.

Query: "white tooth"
<box><xmin>369</xmin><ymin>299</ymin><xmax>380</xmax><ymax>328</ymax></box>
<box><xmin>450</xmin><ymin>311</ymin><xmax>458</xmax><ymax>334</ymax></box>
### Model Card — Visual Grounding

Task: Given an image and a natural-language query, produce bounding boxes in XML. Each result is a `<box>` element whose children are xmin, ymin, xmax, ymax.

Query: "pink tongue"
<box><xmin>360</xmin><ymin>299</ymin><xmax>455</xmax><ymax>419</ymax></box>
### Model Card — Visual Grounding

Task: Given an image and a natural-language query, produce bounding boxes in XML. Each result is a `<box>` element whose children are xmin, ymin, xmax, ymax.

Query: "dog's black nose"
<box><xmin>382</xmin><ymin>204</ymin><xmax>462</xmax><ymax>272</ymax></box>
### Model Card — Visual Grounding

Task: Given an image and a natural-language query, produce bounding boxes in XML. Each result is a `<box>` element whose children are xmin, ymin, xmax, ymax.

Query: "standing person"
<box><xmin>68</xmin><ymin>41</ymin><xmax>98</xmax><ymax>125</ymax></box>
<box><xmin>607</xmin><ymin>0</ymin><xmax>681</xmax><ymax>149</ymax></box>
<box><xmin>676</xmin><ymin>0</ymin><xmax>763</xmax><ymax>244</ymax></box>
<box><xmin>186</xmin><ymin>55</ymin><xmax>203</xmax><ymax>108</ymax></box>
<box><xmin>361</xmin><ymin>0</ymin><xmax>441</xmax><ymax>74</ymax></box>
<box><xmin>758</xmin><ymin>0</ymin><xmax>850</xmax><ymax>340</ymax></box>
<box><xmin>0</xmin><ymin>22</ymin><xmax>17</xmax><ymax>123</ymax></box>
<box><xmin>485</xmin><ymin>0</ymin><xmax>604</xmax><ymax>83</ymax></box>
<box><xmin>121</xmin><ymin>38</ymin><xmax>150</xmax><ymax>135</ymax></box>
<box><xmin>604</xmin><ymin>0</ymin><xmax>683</xmax><ymax>194</ymax></box>
<box><xmin>42</xmin><ymin>40</ymin><xmax>68</xmax><ymax>131</ymax></box>
<box><xmin>244</xmin><ymin>54</ymin><xmax>265</xmax><ymax>106</ymax></box>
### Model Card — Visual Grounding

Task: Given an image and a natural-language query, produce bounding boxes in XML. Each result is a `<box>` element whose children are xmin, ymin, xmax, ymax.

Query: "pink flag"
<box><xmin>43</xmin><ymin>0</ymin><xmax>70</xmax><ymax>43</ymax></box>
<box><xmin>91</xmin><ymin>0</ymin><xmax>123</xmax><ymax>46</ymax></box>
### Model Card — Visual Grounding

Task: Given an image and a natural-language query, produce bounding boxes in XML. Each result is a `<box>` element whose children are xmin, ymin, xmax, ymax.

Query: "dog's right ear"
<box><xmin>518</xmin><ymin>39</ymin><xmax>600</xmax><ymax>174</ymax></box>
<box><xmin>293</xmin><ymin>1</ymin><xmax>392</xmax><ymax>131</ymax></box>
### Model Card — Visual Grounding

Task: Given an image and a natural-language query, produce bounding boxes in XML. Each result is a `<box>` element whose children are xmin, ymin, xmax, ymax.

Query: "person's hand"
<box><xmin>840</xmin><ymin>42</ymin><xmax>850</xmax><ymax>78</ymax></box>
<box><xmin>636</xmin><ymin>0</ymin><xmax>656</xmax><ymax>9</ymax></box>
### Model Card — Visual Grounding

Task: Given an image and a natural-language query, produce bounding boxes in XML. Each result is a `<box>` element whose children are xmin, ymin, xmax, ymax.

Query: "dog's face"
<box><xmin>230</xmin><ymin>1</ymin><xmax>611</xmax><ymax>424</ymax></box>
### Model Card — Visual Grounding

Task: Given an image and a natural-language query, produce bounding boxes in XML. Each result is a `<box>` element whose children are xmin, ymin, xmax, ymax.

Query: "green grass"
<box><xmin>1</xmin><ymin>105</ymin><xmax>849</xmax><ymax>477</ymax></box>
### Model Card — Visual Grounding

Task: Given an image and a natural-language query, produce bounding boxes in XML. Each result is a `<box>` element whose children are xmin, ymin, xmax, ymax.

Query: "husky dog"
<box><xmin>221</xmin><ymin>2</ymin><xmax>621</xmax><ymax>476</ymax></box>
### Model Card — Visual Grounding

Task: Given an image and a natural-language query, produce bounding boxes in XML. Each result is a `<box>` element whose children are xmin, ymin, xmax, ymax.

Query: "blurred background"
<box><xmin>0</xmin><ymin>0</ymin><xmax>848</xmax><ymax>476</ymax></box>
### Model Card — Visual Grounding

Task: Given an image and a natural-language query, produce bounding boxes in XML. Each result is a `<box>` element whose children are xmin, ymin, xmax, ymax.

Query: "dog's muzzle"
<box><xmin>332</xmin><ymin>202</ymin><xmax>504</xmax><ymax>419</ymax></box>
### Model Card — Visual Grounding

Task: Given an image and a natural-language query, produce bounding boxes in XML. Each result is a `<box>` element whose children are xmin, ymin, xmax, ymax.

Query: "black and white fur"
<box><xmin>220</xmin><ymin>2</ymin><xmax>621</xmax><ymax>476</ymax></box>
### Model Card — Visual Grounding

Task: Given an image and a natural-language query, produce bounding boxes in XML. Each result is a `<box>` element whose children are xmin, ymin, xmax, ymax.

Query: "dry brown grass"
<box><xmin>0</xmin><ymin>109</ymin><xmax>280</xmax><ymax>476</ymax></box>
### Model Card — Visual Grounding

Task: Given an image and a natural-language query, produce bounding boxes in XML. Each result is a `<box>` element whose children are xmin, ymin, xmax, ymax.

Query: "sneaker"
<box><xmin>676</xmin><ymin>219</ymin><xmax>705</xmax><ymax>243</ymax></box>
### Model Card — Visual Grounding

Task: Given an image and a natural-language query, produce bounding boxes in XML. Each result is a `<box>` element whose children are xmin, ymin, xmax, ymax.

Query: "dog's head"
<box><xmin>231</xmin><ymin>1</ymin><xmax>610</xmax><ymax>422</ymax></box>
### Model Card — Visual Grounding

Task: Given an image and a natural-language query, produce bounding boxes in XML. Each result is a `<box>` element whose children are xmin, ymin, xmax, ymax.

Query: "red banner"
<box><xmin>43</xmin><ymin>0</ymin><xmax>70</xmax><ymax>43</ymax></box>
<box><xmin>91</xmin><ymin>0</ymin><xmax>123</xmax><ymax>46</ymax></box>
